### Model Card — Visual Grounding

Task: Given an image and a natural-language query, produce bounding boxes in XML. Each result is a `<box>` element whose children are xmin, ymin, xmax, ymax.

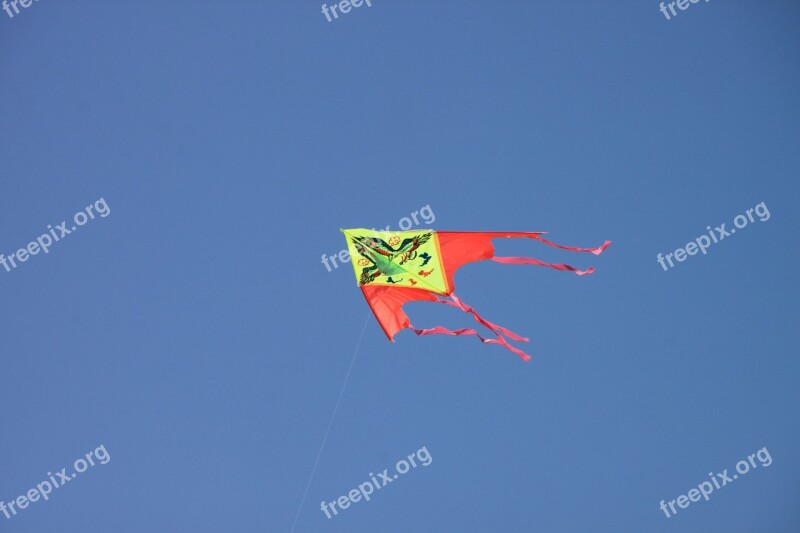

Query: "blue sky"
<box><xmin>1</xmin><ymin>1</ymin><xmax>798</xmax><ymax>532</ymax></box>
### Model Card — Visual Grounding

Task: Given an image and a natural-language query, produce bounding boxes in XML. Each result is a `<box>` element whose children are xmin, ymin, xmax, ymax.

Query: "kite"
<box><xmin>342</xmin><ymin>229</ymin><xmax>611</xmax><ymax>361</ymax></box>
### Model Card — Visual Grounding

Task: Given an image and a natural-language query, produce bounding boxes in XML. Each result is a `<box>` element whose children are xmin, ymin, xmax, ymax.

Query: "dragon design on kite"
<box><xmin>351</xmin><ymin>232</ymin><xmax>432</xmax><ymax>285</ymax></box>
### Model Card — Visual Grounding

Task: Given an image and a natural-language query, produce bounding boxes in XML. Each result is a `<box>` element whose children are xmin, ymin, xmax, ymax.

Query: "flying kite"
<box><xmin>342</xmin><ymin>229</ymin><xmax>610</xmax><ymax>361</ymax></box>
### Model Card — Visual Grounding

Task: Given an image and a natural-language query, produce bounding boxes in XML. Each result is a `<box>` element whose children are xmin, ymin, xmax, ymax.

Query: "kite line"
<box><xmin>289</xmin><ymin>314</ymin><xmax>370</xmax><ymax>533</ymax></box>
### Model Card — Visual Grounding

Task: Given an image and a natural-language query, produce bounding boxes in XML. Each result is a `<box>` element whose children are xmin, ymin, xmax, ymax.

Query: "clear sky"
<box><xmin>1</xmin><ymin>1</ymin><xmax>798</xmax><ymax>532</ymax></box>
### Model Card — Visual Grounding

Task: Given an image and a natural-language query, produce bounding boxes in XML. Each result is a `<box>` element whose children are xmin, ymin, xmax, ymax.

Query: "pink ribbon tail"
<box><xmin>408</xmin><ymin>293</ymin><xmax>531</xmax><ymax>361</ymax></box>
<box><xmin>532</xmin><ymin>235</ymin><xmax>612</xmax><ymax>255</ymax></box>
<box><xmin>434</xmin><ymin>293</ymin><xmax>529</xmax><ymax>342</ymax></box>
<box><xmin>489</xmin><ymin>236</ymin><xmax>610</xmax><ymax>275</ymax></box>
<box><xmin>409</xmin><ymin>325</ymin><xmax>532</xmax><ymax>362</ymax></box>
<box><xmin>492</xmin><ymin>255</ymin><xmax>596</xmax><ymax>275</ymax></box>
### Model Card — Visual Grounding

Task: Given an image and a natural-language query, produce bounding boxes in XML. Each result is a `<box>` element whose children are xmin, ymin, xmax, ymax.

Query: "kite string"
<box><xmin>289</xmin><ymin>314</ymin><xmax>370</xmax><ymax>533</ymax></box>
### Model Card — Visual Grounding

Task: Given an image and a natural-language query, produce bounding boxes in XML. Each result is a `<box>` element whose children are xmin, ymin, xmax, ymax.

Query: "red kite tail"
<box><xmin>532</xmin><ymin>234</ymin><xmax>612</xmax><ymax>255</ymax></box>
<box><xmin>411</xmin><ymin>293</ymin><xmax>531</xmax><ymax>361</ymax></box>
<box><xmin>409</xmin><ymin>324</ymin><xmax>532</xmax><ymax>362</ymax></box>
<box><xmin>434</xmin><ymin>293</ymin><xmax>528</xmax><ymax>342</ymax></box>
<box><xmin>491</xmin><ymin>235</ymin><xmax>611</xmax><ymax>275</ymax></box>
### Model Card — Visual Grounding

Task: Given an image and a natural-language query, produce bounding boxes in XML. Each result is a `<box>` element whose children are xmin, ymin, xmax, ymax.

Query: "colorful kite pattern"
<box><xmin>343</xmin><ymin>229</ymin><xmax>611</xmax><ymax>361</ymax></box>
